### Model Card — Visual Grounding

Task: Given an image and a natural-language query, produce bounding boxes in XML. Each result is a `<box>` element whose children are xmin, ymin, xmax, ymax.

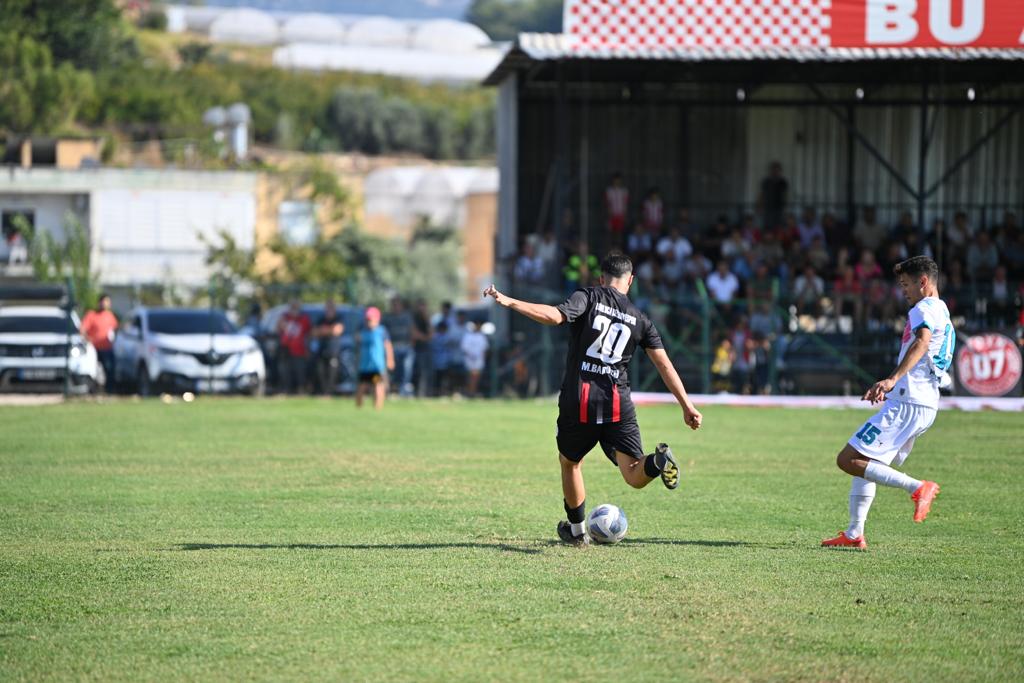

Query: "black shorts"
<box><xmin>556</xmin><ymin>414</ymin><xmax>644</xmax><ymax>465</ymax></box>
<box><xmin>359</xmin><ymin>371</ymin><xmax>387</xmax><ymax>384</ymax></box>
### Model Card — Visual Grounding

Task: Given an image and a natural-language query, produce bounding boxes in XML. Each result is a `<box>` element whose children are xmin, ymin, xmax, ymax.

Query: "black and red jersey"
<box><xmin>555</xmin><ymin>286</ymin><xmax>664</xmax><ymax>425</ymax></box>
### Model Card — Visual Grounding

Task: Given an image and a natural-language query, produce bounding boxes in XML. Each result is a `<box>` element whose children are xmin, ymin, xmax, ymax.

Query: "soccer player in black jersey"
<box><xmin>484</xmin><ymin>252</ymin><xmax>703</xmax><ymax>545</ymax></box>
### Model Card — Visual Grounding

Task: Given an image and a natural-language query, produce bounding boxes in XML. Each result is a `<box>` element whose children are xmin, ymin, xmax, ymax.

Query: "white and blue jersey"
<box><xmin>892</xmin><ymin>296</ymin><xmax>954</xmax><ymax>410</ymax></box>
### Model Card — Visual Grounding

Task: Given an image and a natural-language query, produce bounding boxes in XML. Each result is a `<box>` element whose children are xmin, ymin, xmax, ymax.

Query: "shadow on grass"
<box><xmin>621</xmin><ymin>538</ymin><xmax>750</xmax><ymax>548</ymax></box>
<box><xmin>170</xmin><ymin>542</ymin><xmax>545</xmax><ymax>555</ymax></box>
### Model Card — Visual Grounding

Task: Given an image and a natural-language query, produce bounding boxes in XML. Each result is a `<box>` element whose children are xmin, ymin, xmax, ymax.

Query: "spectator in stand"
<box><xmin>447</xmin><ymin>311</ymin><xmax>468</xmax><ymax>395</ymax></box>
<box><xmin>750</xmin><ymin>301</ymin><xmax>781</xmax><ymax>338</ymax></box>
<box><xmin>431</xmin><ymin>320</ymin><xmax>451</xmax><ymax>396</ymax></box>
<box><xmin>739</xmin><ymin>214</ymin><xmax>761</xmax><ymax>245</ymax></box>
<box><xmin>854</xmin><ymin>249</ymin><xmax>882</xmax><ymax>286</ymax></box>
<box><xmin>988</xmin><ymin>265</ymin><xmax>1014</xmax><ymax>326</ymax></box>
<box><xmin>751</xmin><ymin>332</ymin><xmax>772</xmax><ymax>395</ymax></box>
<box><xmin>563</xmin><ymin>241</ymin><xmax>599</xmax><ymax>291</ymax></box>
<box><xmin>947</xmin><ymin>211</ymin><xmax>972</xmax><ymax>251</ymax></box>
<box><xmin>966</xmin><ymin>230</ymin><xmax>999</xmax><ymax>282</ymax></box>
<box><xmin>685</xmin><ymin>252</ymin><xmax>713</xmax><ymax>284</ymax></box>
<box><xmin>805</xmin><ymin>235</ymin><xmax>830</xmax><ymax>273</ymax></box>
<box><xmin>833</xmin><ymin>264</ymin><xmax>863</xmax><ymax>324</ymax></box>
<box><xmin>80</xmin><ymin>293</ymin><xmax>118</xmax><ymax>393</ymax></box>
<box><xmin>355</xmin><ymin>306</ymin><xmax>394</xmax><ymax>411</ymax></box>
<box><xmin>460</xmin><ymin>321</ymin><xmax>489</xmax><ymax>398</ymax></box>
<box><xmin>891</xmin><ymin>211</ymin><xmax>919</xmax><ymax>243</ymax></box>
<box><xmin>821</xmin><ymin>212</ymin><xmax>846</xmax><ymax>250</ymax></box>
<box><xmin>627</xmin><ymin>222</ymin><xmax>655</xmax><ymax>261</ymax></box>
<box><xmin>746</xmin><ymin>262</ymin><xmax>775</xmax><ymax>311</ymax></box>
<box><xmin>312</xmin><ymin>299</ymin><xmax>344</xmax><ymax>395</ymax></box>
<box><xmin>864</xmin><ymin>277</ymin><xmax>894</xmax><ymax>327</ymax></box>
<box><xmin>433</xmin><ymin>301</ymin><xmax>458</xmax><ymax>332</ymax></box>
<box><xmin>904</xmin><ymin>231</ymin><xmax>933</xmax><ymax>261</ymax></box>
<box><xmin>711</xmin><ymin>337</ymin><xmax>735</xmax><ymax>393</ymax></box>
<box><xmin>797</xmin><ymin>207</ymin><xmax>825</xmax><ymax>249</ymax></box>
<box><xmin>642</xmin><ymin>187</ymin><xmax>664</xmax><ymax>232</ymax></box>
<box><xmin>881</xmin><ymin>241</ymin><xmax>907</xmax><ymax>274</ymax></box>
<box><xmin>660</xmin><ymin>247</ymin><xmax>686</xmax><ymax>289</ymax></box>
<box><xmin>993</xmin><ymin>211</ymin><xmax>1019</xmax><ymax>249</ymax></box>
<box><xmin>384</xmin><ymin>297</ymin><xmax>415</xmax><ymax>396</ymax></box>
<box><xmin>514</xmin><ymin>242</ymin><xmax>545</xmax><ymax>286</ymax></box>
<box><xmin>1005</xmin><ymin>226</ymin><xmax>1024</xmax><ymax>279</ymax></box>
<box><xmin>753</xmin><ymin>230</ymin><xmax>785</xmax><ymax>272</ymax></box>
<box><xmin>721</xmin><ymin>227</ymin><xmax>751</xmax><ymax>263</ymax></box>
<box><xmin>732</xmin><ymin>250</ymin><xmax>759</xmax><ymax>284</ymax></box>
<box><xmin>707</xmin><ymin>260</ymin><xmax>740</xmax><ymax>309</ymax></box>
<box><xmin>731</xmin><ymin>315</ymin><xmax>753</xmax><ymax>393</ymax></box>
<box><xmin>656</xmin><ymin>226</ymin><xmax>693</xmax><ymax>263</ymax></box>
<box><xmin>535</xmin><ymin>230</ymin><xmax>560</xmax><ymax>277</ymax></box>
<box><xmin>276</xmin><ymin>299</ymin><xmax>311</xmax><ymax>394</ymax></box>
<box><xmin>673</xmin><ymin>207</ymin><xmax>698</xmax><ymax>244</ymax></box>
<box><xmin>757</xmin><ymin>161</ymin><xmax>788</xmax><ymax>231</ymax></box>
<box><xmin>853</xmin><ymin>206</ymin><xmax>887</xmax><ymax>253</ymax></box>
<box><xmin>704</xmin><ymin>215</ymin><xmax>732</xmax><ymax>260</ymax></box>
<box><xmin>779</xmin><ymin>213</ymin><xmax>800</xmax><ymax>251</ymax></box>
<box><xmin>605</xmin><ymin>173</ymin><xmax>629</xmax><ymax>247</ymax></box>
<box><xmin>411</xmin><ymin>299</ymin><xmax>433</xmax><ymax>397</ymax></box>
<box><xmin>793</xmin><ymin>264</ymin><xmax>825</xmax><ymax>316</ymax></box>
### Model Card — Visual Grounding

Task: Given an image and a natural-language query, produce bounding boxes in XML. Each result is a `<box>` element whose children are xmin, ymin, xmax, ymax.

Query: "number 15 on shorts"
<box><xmin>856</xmin><ymin>422</ymin><xmax>881</xmax><ymax>445</ymax></box>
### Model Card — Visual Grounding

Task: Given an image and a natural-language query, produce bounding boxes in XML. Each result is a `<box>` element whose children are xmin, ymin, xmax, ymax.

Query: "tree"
<box><xmin>466</xmin><ymin>0</ymin><xmax>563</xmax><ymax>41</ymax></box>
<box><xmin>20</xmin><ymin>214</ymin><xmax>102</xmax><ymax>312</ymax></box>
<box><xmin>0</xmin><ymin>33</ymin><xmax>95</xmax><ymax>134</ymax></box>
<box><xmin>0</xmin><ymin>0</ymin><xmax>136</xmax><ymax>71</ymax></box>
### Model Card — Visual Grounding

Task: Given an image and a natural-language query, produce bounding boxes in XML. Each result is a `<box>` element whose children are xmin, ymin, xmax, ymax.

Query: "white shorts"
<box><xmin>847</xmin><ymin>399</ymin><xmax>937</xmax><ymax>467</ymax></box>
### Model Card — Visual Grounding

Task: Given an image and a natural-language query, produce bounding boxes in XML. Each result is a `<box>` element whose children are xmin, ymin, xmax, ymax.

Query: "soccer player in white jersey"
<box><xmin>822</xmin><ymin>256</ymin><xmax>954</xmax><ymax>549</ymax></box>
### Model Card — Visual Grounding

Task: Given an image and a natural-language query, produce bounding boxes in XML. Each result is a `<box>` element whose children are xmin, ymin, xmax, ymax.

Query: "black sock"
<box><xmin>564</xmin><ymin>499</ymin><xmax>586</xmax><ymax>524</ymax></box>
<box><xmin>643</xmin><ymin>452</ymin><xmax>664</xmax><ymax>478</ymax></box>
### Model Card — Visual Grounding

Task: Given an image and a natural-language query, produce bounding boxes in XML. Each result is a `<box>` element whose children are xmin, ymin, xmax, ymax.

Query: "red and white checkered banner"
<box><xmin>564</xmin><ymin>0</ymin><xmax>1024</xmax><ymax>49</ymax></box>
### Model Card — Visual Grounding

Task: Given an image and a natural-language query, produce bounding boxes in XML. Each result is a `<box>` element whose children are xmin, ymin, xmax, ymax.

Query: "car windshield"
<box><xmin>0</xmin><ymin>316</ymin><xmax>77</xmax><ymax>334</ymax></box>
<box><xmin>148</xmin><ymin>311</ymin><xmax>237</xmax><ymax>335</ymax></box>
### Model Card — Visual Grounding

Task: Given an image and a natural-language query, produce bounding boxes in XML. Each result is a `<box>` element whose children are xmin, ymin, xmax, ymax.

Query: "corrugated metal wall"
<box><xmin>516</xmin><ymin>85</ymin><xmax>1024</xmax><ymax>242</ymax></box>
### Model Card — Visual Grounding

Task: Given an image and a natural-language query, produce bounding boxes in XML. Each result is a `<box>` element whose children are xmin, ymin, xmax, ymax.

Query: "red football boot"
<box><xmin>911</xmin><ymin>481</ymin><xmax>940</xmax><ymax>522</ymax></box>
<box><xmin>821</xmin><ymin>531</ymin><xmax>867</xmax><ymax>549</ymax></box>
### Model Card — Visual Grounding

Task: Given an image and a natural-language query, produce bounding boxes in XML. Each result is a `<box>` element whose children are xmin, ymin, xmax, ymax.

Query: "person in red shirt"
<box><xmin>605</xmin><ymin>173</ymin><xmax>629</xmax><ymax>248</ymax></box>
<box><xmin>276</xmin><ymin>299</ymin><xmax>312</xmax><ymax>394</ymax></box>
<box><xmin>80</xmin><ymin>293</ymin><xmax>118</xmax><ymax>392</ymax></box>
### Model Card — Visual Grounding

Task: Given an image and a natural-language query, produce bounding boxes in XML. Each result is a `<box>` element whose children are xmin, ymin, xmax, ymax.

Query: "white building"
<box><xmin>0</xmin><ymin>168</ymin><xmax>257</xmax><ymax>289</ymax></box>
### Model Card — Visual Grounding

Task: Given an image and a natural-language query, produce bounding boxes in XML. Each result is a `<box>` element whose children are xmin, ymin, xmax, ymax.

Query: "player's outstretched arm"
<box><xmin>482</xmin><ymin>284</ymin><xmax>564</xmax><ymax>326</ymax></box>
<box><xmin>863</xmin><ymin>326</ymin><xmax>932</xmax><ymax>404</ymax></box>
<box><xmin>645</xmin><ymin>347</ymin><xmax>702</xmax><ymax>430</ymax></box>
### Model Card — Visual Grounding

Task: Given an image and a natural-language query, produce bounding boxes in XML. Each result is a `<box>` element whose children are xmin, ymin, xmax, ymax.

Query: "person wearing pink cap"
<box><xmin>356</xmin><ymin>306</ymin><xmax>394</xmax><ymax>410</ymax></box>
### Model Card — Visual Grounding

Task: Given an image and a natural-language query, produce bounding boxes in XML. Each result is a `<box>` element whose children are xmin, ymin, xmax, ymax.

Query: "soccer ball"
<box><xmin>586</xmin><ymin>504</ymin><xmax>628</xmax><ymax>544</ymax></box>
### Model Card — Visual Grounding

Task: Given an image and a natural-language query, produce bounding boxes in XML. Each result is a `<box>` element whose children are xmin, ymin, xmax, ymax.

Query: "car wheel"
<box><xmin>137</xmin><ymin>365</ymin><xmax>153</xmax><ymax>397</ymax></box>
<box><xmin>247</xmin><ymin>378</ymin><xmax>266</xmax><ymax>398</ymax></box>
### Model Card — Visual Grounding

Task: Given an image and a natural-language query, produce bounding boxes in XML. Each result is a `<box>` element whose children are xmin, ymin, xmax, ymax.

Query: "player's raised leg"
<box><xmin>557</xmin><ymin>454</ymin><xmax>589</xmax><ymax>545</ymax></box>
<box><xmin>614</xmin><ymin>443</ymin><xmax>679</xmax><ymax>490</ymax></box>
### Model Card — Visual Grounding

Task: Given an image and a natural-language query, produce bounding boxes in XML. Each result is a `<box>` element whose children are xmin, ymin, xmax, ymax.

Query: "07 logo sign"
<box><xmin>586</xmin><ymin>315</ymin><xmax>630</xmax><ymax>365</ymax></box>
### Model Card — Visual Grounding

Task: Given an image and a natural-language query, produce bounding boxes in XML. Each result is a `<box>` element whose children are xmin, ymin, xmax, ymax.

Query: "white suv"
<box><xmin>0</xmin><ymin>305</ymin><xmax>102</xmax><ymax>393</ymax></box>
<box><xmin>113</xmin><ymin>307</ymin><xmax>265</xmax><ymax>396</ymax></box>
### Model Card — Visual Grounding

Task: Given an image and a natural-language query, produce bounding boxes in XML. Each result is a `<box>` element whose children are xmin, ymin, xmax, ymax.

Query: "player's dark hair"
<box><xmin>893</xmin><ymin>255</ymin><xmax>939</xmax><ymax>281</ymax></box>
<box><xmin>601</xmin><ymin>252</ymin><xmax>633</xmax><ymax>279</ymax></box>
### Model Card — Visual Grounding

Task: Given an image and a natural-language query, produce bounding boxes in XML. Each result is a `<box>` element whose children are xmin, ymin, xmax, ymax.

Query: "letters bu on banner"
<box><xmin>831</xmin><ymin>0</ymin><xmax>1024</xmax><ymax>47</ymax></box>
<box><xmin>563</xmin><ymin>0</ymin><xmax>1024</xmax><ymax>50</ymax></box>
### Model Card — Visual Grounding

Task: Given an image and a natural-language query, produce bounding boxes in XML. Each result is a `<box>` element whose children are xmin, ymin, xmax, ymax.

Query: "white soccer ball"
<box><xmin>586</xmin><ymin>504</ymin><xmax>628</xmax><ymax>544</ymax></box>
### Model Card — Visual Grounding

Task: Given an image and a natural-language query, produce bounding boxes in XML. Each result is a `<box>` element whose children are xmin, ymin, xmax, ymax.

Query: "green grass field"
<box><xmin>1</xmin><ymin>398</ymin><xmax>1022</xmax><ymax>682</ymax></box>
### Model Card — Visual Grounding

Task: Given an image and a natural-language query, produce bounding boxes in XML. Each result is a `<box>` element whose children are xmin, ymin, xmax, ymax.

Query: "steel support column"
<box><xmin>553</xmin><ymin>61</ymin><xmax>569</xmax><ymax>243</ymax></box>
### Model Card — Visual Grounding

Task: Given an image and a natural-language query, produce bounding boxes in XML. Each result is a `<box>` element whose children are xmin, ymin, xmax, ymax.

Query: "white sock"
<box><xmin>845</xmin><ymin>477</ymin><xmax>876</xmax><ymax>540</ymax></box>
<box><xmin>864</xmin><ymin>461</ymin><xmax>922</xmax><ymax>494</ymax></box>
<box><xmin>570</xmin><ymin>521</ymin><xmax>585</xmax><ymax>537</ymax></box>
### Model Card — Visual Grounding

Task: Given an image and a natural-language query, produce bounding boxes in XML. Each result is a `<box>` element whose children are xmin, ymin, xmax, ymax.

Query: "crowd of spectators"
<box><xmin>265</xmin><ymin>297</ymin><xmax>490</xmax><ymax>398</ymax></box>
<box><xmin>510</xmin><ymin>164</ymin><xmax>1024</xmax><ymax>394</ymax></box>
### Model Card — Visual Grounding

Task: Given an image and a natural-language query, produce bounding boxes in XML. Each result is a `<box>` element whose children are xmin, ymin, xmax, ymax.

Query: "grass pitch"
<box><xmin>1</xmin><ymin>398</ymin><xmax>1022</xmax><ymax>682</ymax></box>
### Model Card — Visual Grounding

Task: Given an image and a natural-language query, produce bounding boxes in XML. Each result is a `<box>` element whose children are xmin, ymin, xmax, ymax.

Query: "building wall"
<box><xmin>0</xmin><ymin>193</ymin><xmax>86</xmax><ymax>242</ymax></box>
<box><xmin>462</xmin><ymin>191</ymin><xmax>497</xmax><ymax>301</ymax></box>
